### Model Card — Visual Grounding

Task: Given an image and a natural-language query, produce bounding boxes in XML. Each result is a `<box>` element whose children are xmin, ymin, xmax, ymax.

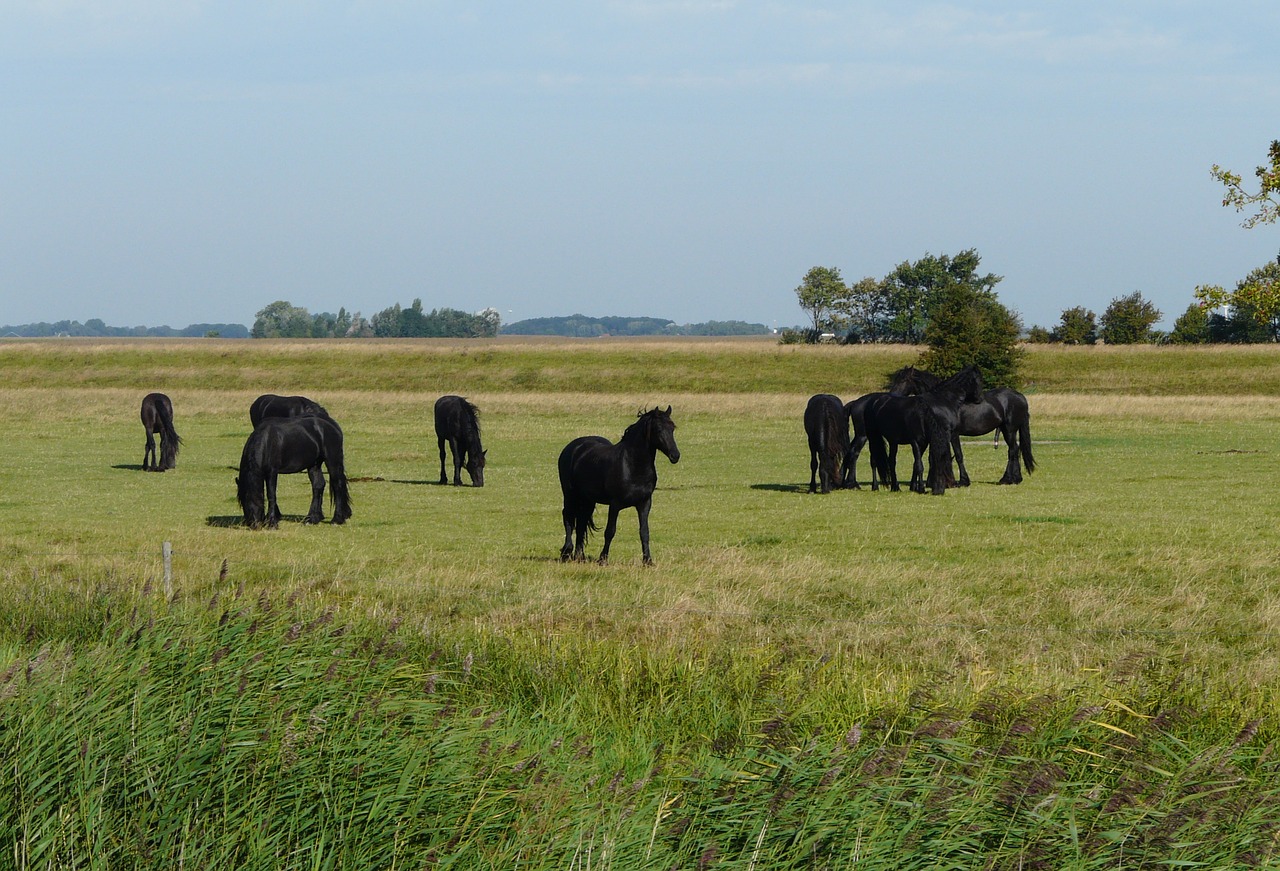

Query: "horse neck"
<box><xmin>619</xmin><ymin>420</ymin><xmax>658</xmax><ymax>460</ymax></box>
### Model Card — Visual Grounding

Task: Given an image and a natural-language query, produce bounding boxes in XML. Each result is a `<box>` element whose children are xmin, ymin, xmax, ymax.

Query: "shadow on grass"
<box><xmin>206</xmin><ymin>514</ymin><xmax>324</xmax><ymax>528</ymax></box>
<box><xmin>750</xmin><ymin>483</ymin><xmax>810</xmax><ymax>494</ymax></box>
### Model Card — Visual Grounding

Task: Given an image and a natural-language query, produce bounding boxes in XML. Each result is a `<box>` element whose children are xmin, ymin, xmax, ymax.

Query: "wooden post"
<box><xmin>163</xmin><ymin>541</ymin><xmax>173</xmax><ymax>601</ymax></box>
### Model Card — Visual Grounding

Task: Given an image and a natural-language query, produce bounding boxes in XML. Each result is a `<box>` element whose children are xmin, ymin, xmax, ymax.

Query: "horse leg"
<box><xmin>598</xmin><ymin>504</ymin><xmax>621</xmax><ymax>565</ymax></box>
<box><xmin>450</xmin><ymin>438</ymin><xmax>464</xmax><ymax>486</ymax></box>
<box><xmin>304</xmin><ymin>465</ymin><xmax>326</xmax><ymax>523</ymax></box>
<box><xmin>560</xmin><ymin>502</ymin><xmax>577</xmax><ymax>561</ymax></box>
<box><xmin>953</xmin><ymin>435</ymin><xmax>971</xmax><ymax>486</ymax></box>
<box><xmin>637</xmin><ymin>498</ymin><xmax>654</xmax><ymax>566</ymax></box>
<box><xmin>888</xmin><ymin>444</ymin><xmax>901</xmax><ymax>492</ymax></box>
<box><xmin>999</xmin><ymin>422</ymin><xmax>1021</xmax><ymax>484</ymax></box>
<box><xmin>143</xmin><ymin>430</ymin><xmax>156</xmax><ymax>471</ymax></box>
<box><xmin>265</xmin><ymin>472</ymin><xmax>282</xmax><ymax>528</ymax></box>
<box><xmin>808</xmin><ymin>449</ymin><xmax>819</xmax><ymax>493</ymax></box>
<box><xmin>438</xmin><ymin>436</ymin><xmax>449</xmax><ymax>485</ymax></box>
<box><xmin>910</xmin><ymin>444</ymin><xmax>925</xmax><ymax>493</ymax></box>
<box><xmin>846</xmin><ymin>435</ymin><xmax>865</xmax><ymax>489</ymax></box>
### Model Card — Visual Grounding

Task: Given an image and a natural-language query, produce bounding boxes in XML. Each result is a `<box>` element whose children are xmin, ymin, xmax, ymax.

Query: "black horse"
<box><xmin>804</xmin><ymin>394</ymin><xmax>848</xmax><ymax>494</ymax></box>
<box><xmin>434</xmin><ymin>395</ymin><xmax>486</xmax><ymax>487</ymax></box>
<box><xmin>249</xmin><ymin>393</ymin><xmax>333</xmax><ymax>429</ymax></box>
<box><xmin>889</xmin><ymin>367</ymin><xmax>1036</xmax><ymax>485</ymax></box>
<box><xmin>842</xmin><ymin>392</ymin><xmax>886</xmax><ymax>490</ymax></box>
<box><xmin>865</xmin><ymin>366</ymin><xmax>984</xmax><ymax>495</ymax></box>
<box><xmin>558</xmin><ymin>406</ymin><xmax>680</xmax><ymax>566</ymax></box>
<box><xmin>140</xmin><ymin>392</ymin><xmax>181</xmax><ymax>471</ymax></box>
<box><xmin>237</xmin><ymin>416</ymin><xmax>352</xmax><ymax>529</ymax></box>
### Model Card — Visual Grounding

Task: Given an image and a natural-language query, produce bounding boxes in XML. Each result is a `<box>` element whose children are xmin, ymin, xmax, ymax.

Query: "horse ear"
<box><xmin>665</xmin><ymin>405</ymin><xmax>672</xmax><ymax>415</ymax></box>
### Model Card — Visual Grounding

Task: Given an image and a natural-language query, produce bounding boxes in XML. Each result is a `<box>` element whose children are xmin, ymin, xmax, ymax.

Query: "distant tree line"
<box><xmin>0</xmin><ymin>319</ymin><xmax>249</xmax><ymax>338</ymax></box>
<box><xmin>789</xmin><ymin>249</ymin><xmax>1025</xmax><ymax>387</ymax></box>
<box><xmin>250</xmin><ymin>300</ymin><xmax>500</xmax><ymax>339</ymax></box>
<box><xmin>1021</xmin><ymin>253</ymin><xmax>1280</xmax><ymax>345</ymax></box>
<box><xmin>501</xmin><ymin>315</ymin><xmax>770</xmax><ymax>337</ymax></box>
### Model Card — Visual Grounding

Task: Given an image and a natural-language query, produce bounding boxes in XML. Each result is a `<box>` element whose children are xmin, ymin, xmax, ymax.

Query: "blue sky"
<box><xmin>3</xmin><ymin>1</ymin><xmax>1277</xmax><ymax>331</ymax></box>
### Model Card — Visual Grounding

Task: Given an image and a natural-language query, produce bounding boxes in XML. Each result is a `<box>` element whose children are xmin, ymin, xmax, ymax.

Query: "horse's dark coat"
<box><xmin>249</xmin><ymin>394</ymin><xmax>333</xmax><ymax>429</ymax></box>
<box><xmin>236</xmin><ymin>416</ymin><xmax>352</xmax><ymax>529</ymax></box>
<box><xmin>140</xmin><ymin>392</ymin><xmax>181</xmax><ymax>471</ymax></box>
<box><xmin>558</xmin><ymin>407</ymin><xmax>680</xmax><ymax>565</ymax></box>
<box><xmin>887</xmin><ymin>367</ymin><xmax>1036</xmax><ymax>485</ymax></box>
<box><xmin>804</xmin><ymin>394</ymin><xmax>849</xmax><ymax>494</ymax></box>
<box><xmin>865</xmin><ymin>366</ymin><xmax>984</xmax><ymax>495</ymax></box>
<box><xmin>434</xmin><ymin>395</ymin><xmax>486</xmax><ymax>487</ymax></box>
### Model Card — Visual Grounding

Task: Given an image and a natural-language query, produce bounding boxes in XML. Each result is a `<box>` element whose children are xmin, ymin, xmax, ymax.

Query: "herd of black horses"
<box><xmin>805</xmin><ymin>365</ymin><xmax>1036</xmax><ymax>497</ymax></box>
<box><xmin>136</xmin><ymin>364</ymin><xmax>1031</xmax><ymax>564</ymax></box>
<box><xmin>138</xmin><ymin>391</ymin><xmax>680</xmax><ymax>565</ymax></box>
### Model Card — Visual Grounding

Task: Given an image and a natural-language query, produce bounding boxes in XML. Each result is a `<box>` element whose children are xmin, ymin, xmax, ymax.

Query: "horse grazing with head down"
<box><xmin>558</xmin><ymin>406</ymin><xmax>680</xmax><ymax>566</ymax></box>
<box><xmin>434</xmin><ymin>395</ymin><xmax>486</xmax><ymax>486</ymax></box>
<box><xmin>865</xmin><ymin>365</ymin><xmax>984</xmax><ymax>495</ymax></box>
<box><xmin>237</xmin><ymin>416</ymin><xmax>352</xmax><ymax>529</ymax></box>
<box><xmin>888</xmin><ymin>366</ymin><xmax>1036</xmax><ymax>485</ymax></box>
<box><xmin>140</xmin><ymin>392</ymin><xmax>182</xmax><ymax>471</ymax></box>
<box><xmin>249</xmin><ymin>394</ymin><xmax>333</xmax><ymax>429</ymax></box>
<box><xmin>804</xmin><ymin>393</ymin><xmax>849</xmax><ymax>493</ymax></box>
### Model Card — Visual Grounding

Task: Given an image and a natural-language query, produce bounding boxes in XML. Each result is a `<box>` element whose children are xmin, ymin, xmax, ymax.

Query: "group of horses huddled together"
<box><xmin>139</xmin><ymin>391</ymin><xmax>682</xmax><ymax>564</ymax></box>
<box><xmin>805</xmin><ymin>366</ymin><xmax>1036</xmax><ymax>497</ymax></box>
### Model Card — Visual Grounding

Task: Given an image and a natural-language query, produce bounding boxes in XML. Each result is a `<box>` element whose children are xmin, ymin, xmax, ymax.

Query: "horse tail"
<box><xmin>863</xmin><ymin>400</ymin><xmax>888</xmax><ymax>489</ymax></box>
<box><xmin>824</xmin><ymin>403</ymin><xmax>845</xmax><ymax>488</ymax></box>
<box><xmin>159</xmin><ymin>408</ymin><xmax>182</xmax><ymax>468</ymax></box>
<box><xmin>1019</xmin><ymin>412</ymin><xmax>1036</xmax><ymax>474</ymax></box>
<box><xmin>924</xmin><ymin>409</ymin><xmax>955</xmax><ymax>494</ymax></box>
<box><xmin>326</xmin><ymin>441</ymin><xmax>353</xmax><ymax>522</ymax></box>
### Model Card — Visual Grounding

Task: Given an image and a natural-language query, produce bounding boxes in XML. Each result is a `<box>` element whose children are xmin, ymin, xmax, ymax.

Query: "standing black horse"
<box><xmin>804</xmin><ymin>394</ymin><xmax>849</xmax><ymax>493</ymax></box>
<box><xmin>237</xmin><ymin>416</ymin><xmax>352</xmax><ymax>529</ymax></box>
<box><xmin>249</xmin><ymin>394</ymin><xmax>333</xmax><ymax>429</ymax></box>
<box><xmin>140</xmin><ymin>392</ymin><xmax>181</xmax><ymax>471</ymax></box>
<box><xmin>865</xmin><ymin>366</ymin><xmax>984</xmax><ymax>495</ymax></box>
<box><xmin>434</xmin><ymin>395</ymin><xmax>486</xmax><ymax>487</ymax></box>
<box><xmin>842</xmin><ymin>392</ymin><xmax>886</xmax><ymax>490</ymax></box>
<box><xmin>889</xmin><ymin>367</ymin><xmax>1036</xmax><ymax>485</ymax></box>
<box><xmin>558</xmin><ymin>406</ymin><xmax>680</xmax><ymax>566</ymax></box>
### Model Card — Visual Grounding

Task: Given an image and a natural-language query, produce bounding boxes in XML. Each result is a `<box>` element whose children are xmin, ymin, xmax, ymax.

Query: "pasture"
<box><xmin>3</xmin><ymin>338</ymin><xmax>1280</xmax><ymax>867</ymax></box>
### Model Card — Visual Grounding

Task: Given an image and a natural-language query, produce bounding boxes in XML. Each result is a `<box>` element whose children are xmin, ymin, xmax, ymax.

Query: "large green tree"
<box><xmin>794</xmin><ymin>266</ymin><xmax>847</xmax><ymax>337</ymax></box>
<box><xmin>1099</xmin><ymin>292</ymin><xmax>1162</xmax><ymax>344</ymax></box>
<box><xmin>917</xmin><ymin>280</ymin><xmax>1023</xmax><ymax>388</ymax></box>
<box><xmin>1194</xmin><ymin>255</ymin><xmax>1280</xmax><ymax>341</ymax></box>
<box><xmin>251</xmin><ymin>300</ymin><xmax>313</xmax><ymax>338</ymax></box>
<box><xmin>1213</xmin><ymin>140</ymin><xmax>1280</xmax><ymax>228</ymax></box>
<box><xmin>882</xmin><ymin>250</ymin><xmax>1001</xmax><ymax>344</ymax></box>
<box><xmin>1053</xmin><ymin>306</ymin><xmax>1097</xmax><ymax>345</ymax></box>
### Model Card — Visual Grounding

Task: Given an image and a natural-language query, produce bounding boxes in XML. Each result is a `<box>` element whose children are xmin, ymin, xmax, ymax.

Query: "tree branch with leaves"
<box><xmin>1213</xmin><ymin>140</ymin><xmax>1280</xmax><ymax>229</ymax></box>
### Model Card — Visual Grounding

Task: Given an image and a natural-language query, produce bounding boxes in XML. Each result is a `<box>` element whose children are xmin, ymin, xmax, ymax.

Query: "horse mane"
<box><xmin>623</xmin><ymin>407</ymin><xmax>663</xmax><ymax>441</ymax></box>
<box><xmin>460</xmin><ymin>398</ymin><xmax>481</xmax><ymax>437</ymax></box>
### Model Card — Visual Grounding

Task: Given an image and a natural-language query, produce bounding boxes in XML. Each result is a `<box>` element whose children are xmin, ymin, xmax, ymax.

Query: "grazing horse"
<box><xmin>888</xmin><ymin>367</ymin><xmax>1036</xmax><ymax>485</ymax></box>
<box><xmin>236</xmin><ymin>416</ymin><xmax>352</xmax><ymax>529</ymax></box>
<box><xmin>558</xmin><ymin>406</ymin><xmax>680</xmax><ymax>566</ymax></box>
<box><xmin>140</xmin><ymin>392</ymin><xmax>181</xmax><ymax>471</ymax></box>
<box><xmin>249</xmin><ymin>393</ymin><xmax>333</xmax><ymax>429</ymax></box>
<box><xmin>865</xmin><ymin>366</ymin><xmax>984</xmax><ymax>495</ymax></box>
<box><xmin>804</xmin><ymin>394</ymin><xmax>849</xmax><ymax>493</ymax></box>
<box><xmin>434</xmin><ymin>395</ymin><xmax>486</xmax><ymax>486</ymax></box>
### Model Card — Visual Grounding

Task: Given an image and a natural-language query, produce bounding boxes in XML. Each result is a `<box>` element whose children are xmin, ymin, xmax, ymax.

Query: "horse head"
<box><xmin>236</xmin><ymin>471</ymin><xmax>266</xmax><ymax>529</ymax></box>
<box><xmin>643</xmin><ymin>406</ymin><xmax>680</xmax><ymax>463</ymax></box>
<box><xmin>887</xmin><ymin>366</ymin><xmax>940</xmax><ymax>396</ymax></box>
<box><xmin>467</xmin><ymin>449</ymin><xmax>487</xmax><ymax>487</ymax></box>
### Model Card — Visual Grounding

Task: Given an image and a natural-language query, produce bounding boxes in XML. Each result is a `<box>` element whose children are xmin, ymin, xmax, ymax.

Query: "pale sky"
<box><xmin>3</xmin><ymin>1</ymin><xmax>1278</xmax><ymax>331</ymax></box>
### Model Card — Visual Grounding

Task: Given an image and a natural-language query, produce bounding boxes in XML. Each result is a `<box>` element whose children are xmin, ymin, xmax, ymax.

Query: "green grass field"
<box><xmin>3</xmin><ymin>338</ymin><xmax>1280</xmax><ymax>868</ymax></box>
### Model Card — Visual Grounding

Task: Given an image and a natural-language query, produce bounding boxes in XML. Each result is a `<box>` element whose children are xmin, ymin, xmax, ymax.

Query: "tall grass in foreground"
<box><xmin>3</xmin><ymin>595</ymin><xmax>1279</xmax><ymax>869</ymax></box>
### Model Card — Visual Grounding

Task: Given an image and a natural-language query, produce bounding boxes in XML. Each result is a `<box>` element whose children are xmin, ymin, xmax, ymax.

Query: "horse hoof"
<box><xmin>596</xmin><ymin>557</ymin><xmax>609</xmax><ymax>566</ymax></box>
<box><xmin>642</xmin><ymin>558</ymin><xmax>654</xmax><ymax>567</ymax></box>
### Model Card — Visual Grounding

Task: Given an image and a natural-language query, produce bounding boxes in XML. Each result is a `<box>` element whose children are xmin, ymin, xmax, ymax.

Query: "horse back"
<box><xmin>559</xmin><ymin>434</ymin><xmax>654</xmax><ymax>506</ymax></box>
<box><xmin>248</xmin><ymin>416</ymin><xmax>341</xmax><ymax>474</ymax></box>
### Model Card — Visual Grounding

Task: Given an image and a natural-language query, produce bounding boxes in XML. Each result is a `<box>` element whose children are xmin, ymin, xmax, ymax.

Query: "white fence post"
<box><xmin>163</xmin><ymin>541</ymin><xmax>173</xmax><ymax>600</ymax></box>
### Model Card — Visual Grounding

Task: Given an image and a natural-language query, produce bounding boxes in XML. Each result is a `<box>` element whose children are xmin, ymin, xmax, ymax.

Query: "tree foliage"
<box><xmin>1052</xmin><ymin>307</ymin><xmax>1098</xmax><ymax>345</ymax></box>
<box><xmin>794</xmin><ymin>267</ymin><xmax>847</xmax><ymax>336</ymax></box>
<box><xmin>1099</xmin><ymin>293</ymin><xmax>1162</xmax><ymax>344</ymax></box>
<box><xmin>1168</xmin><ymin>304</ymin><xmax>1209</xmax><ymax>344</ymax></box>
<box><xmin>1213</xmin><ymin>140</ymin><xmax>1280</xmax><ymax>229</ymax></box>
<box><xmin>917</xmin><ymin>275</ymin><xmax>1023</xmax><ymax>388</ymax></box>
<box><xmin>1194</xmin><ymin>255</ymin><xmax>1280</xmax><ymax>342</ymax></box>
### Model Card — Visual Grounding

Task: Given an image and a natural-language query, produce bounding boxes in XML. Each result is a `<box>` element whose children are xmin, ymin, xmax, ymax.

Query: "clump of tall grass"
<box><xmin>2</xmin><ymin>593</ymin><xmax>1278</xmax><ymax>868</ymax></box>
